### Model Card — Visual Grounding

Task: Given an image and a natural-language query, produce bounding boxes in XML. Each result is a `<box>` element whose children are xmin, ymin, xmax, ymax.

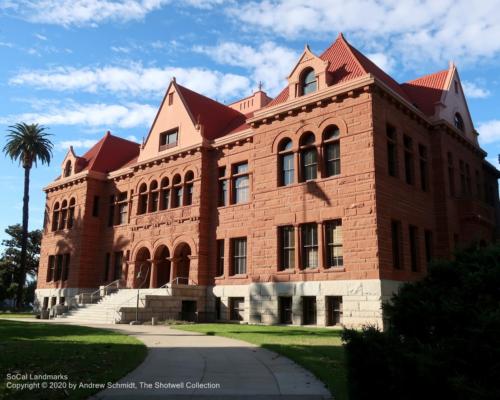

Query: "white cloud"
<box><xmin>477</xmin><ymin>120</ymin><xmax>500</xmax><ymax>145</ymax></box>
<box><xmin>462</xmin><ymin>81</ymin><xmax>491</xmax><ymax>99</ymax></box>
<box><xmin>9</xmin><ymin>64</ymin><xmax>251</xmax><ymax>101</ymax></box>
<box><xmin>34</xmin><ymin>33</ymin><xmax>47</xmax><ymax>40</ymax></box>
<box><xmin>0</xmin><ymin>41</ymin><xmax>13</xmax><ymax>47</ymax></box>
<box><xmin>0</xmin><ymin>101</ymin><xmax>157</xmax><ymax>130</ymax></box>
<box><xmin>193</xmin><ymin>41</ymin><xmax>298</xmax><ymax>95</ymax></box>
<box><xmin>57</xmin><ymin>139</ymin><xmax>98</xmax><ymax>151</ymax></box>
<box><xmin>126</xmin><ymin>135</ymin><xmax>141</xmax><ymax>143</ymax></box>
<box><xmin>111</xmin><ymin>46</ymin><xmax>130</xmax><ymax>53</ymax></box>
<box><xmin>366</xmin><ymin>52</ymin><xmax>395</xmax><ymax>73</ymax></box>
<box><xmin>1</xmin><ymin>0</ymin><xmax>230</xmax><ymax>27</ymax></box>
<box><xmin>228</xmin><ymin>0</ymin><xmax>500</xmax><ymax>68</ymax></box>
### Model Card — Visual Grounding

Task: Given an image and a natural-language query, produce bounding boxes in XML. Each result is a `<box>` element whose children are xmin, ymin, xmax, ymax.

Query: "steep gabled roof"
<box><xmin>267</xmin><ymin>33</ymin><xmax>411</xmax><ymax>107</ymax></box>
<box><xmin>80</xmin><ymin>132</ymin><xmax>140</xmax><ymax>173</ymax></box>
<box><xmin>176</xmin><ymin>84</ymin><xmax>246</xmax><ymax>140</ymax></box>
<box><xmin>401</xmin><ymin>69</ymin><xmax>449</xmax><ymax>116</ymax></box>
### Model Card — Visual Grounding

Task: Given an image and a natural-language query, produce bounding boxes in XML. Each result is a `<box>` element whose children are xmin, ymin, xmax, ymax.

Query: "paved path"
<box><xmin>5</xmin><ymin>319</ymin><xmax>331</xmax><ymax>399</ymax></box>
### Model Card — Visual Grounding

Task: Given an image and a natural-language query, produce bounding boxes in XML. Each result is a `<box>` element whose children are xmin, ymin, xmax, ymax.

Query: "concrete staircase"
<box><xmin>57</xmin><ymin>288</ymin><xmax>172</xmax><ymax>324</ymax></box>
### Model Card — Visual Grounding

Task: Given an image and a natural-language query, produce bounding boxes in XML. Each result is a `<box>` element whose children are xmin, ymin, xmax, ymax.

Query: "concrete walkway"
<box><xmin>5</xmin><ymin>319</ymin><xmax>331</xmax><ymax>399</ymax></box>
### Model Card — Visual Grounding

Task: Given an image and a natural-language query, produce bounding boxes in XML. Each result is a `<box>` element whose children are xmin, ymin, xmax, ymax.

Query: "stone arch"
<box><xmin>152</xmin><ymin>244</ymin><xmax>171</xmax><ymax>288</ymax></box>
<box><xmin>295</xmin><ymin>123</ymin><xmax>317</xmax><ymax>138</ymax></box>
<box><xmin>172</xmin><ymin>242</ymin><xmax>191</xmax><ymax>284</ymax></box>
<box><xmin>134</xmin><ymin>246</ymin><xmax>152</xmax><ymax>288</ymax></box>
<box><xmin>317</xmin><ymin>116</ymin><xmax>348</xmax><ymax>135</ymax></box>
<box><xmin>271</xmin><ymin>130</ymin><xmax>297</xmax><ymax>153</ymax></box>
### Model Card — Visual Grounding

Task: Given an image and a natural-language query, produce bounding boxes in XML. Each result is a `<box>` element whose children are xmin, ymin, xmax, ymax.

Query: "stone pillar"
<box><xmin>188</xmin><ymin>255</ymin><xmax>198</xmax><ymax>284</ymax></box>
<box><xmin>292</xmin><ymin>295</ymin><xmax>302</xmax><ymax>325</ymax></box>
<box><xmin>318</xmin><ymin>221</ymin><xmax>325</xmax><ymax>269</ymax></box>
<box><xmin>150</xmin><ymin>261</ymin><xmax>157</xmax><ymax>288</ymax></box>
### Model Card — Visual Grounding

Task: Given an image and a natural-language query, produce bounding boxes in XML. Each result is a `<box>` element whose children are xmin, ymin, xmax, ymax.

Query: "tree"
<box><xmin>3</xmin><ymin>123</ymin><xmax>52</xmax><ymax>307</ymax></box>
<box><xmin>0</xmin><ymin>224</ymin><xmax>42</xmax><ymax>306</ymax></box>
<box><xmin>342</xmin><ymin>244</ymin><xmax>500</xmax><ymax>400</ymax></box>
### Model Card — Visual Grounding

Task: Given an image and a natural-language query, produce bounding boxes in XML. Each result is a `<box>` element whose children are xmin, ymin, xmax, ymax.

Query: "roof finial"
<box><xmin>171</xmin><ymin>76</ymin><xmax>176</xmax><ymax>83</ymax></box>
<box><xmin>141</xmin><ymin>136</ymin><xmax>145</xmax><ymax>149</ymax></box>
<box><xmin>304</xmin><ymin>43</ymin><xmax>310</xmax><ymax>52</ymax></box>
<box><xmin>258</xmin><ymin>81</ymin><xmax>263</xmax><ymax>91</ymax></box>
<box><xmin>106</xmin><ymin>130</ymin><xmax>111</xmax><ymax>136</ymax></box>
<box><xmin>449</xmin><ymin>60</ymin><xmax>455</xmax><ymax>69</ymax></box>
<box><xmin>337</xmin><ymin>32</ymin><xmax>345</xmax><ymax>40</ymax></box>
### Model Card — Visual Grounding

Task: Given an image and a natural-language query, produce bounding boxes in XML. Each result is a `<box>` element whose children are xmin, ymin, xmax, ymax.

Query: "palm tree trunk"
<box><xmin>16</xmin><ymin>166</ymin><xmax>30</xmax><ymax>308</ymax></box>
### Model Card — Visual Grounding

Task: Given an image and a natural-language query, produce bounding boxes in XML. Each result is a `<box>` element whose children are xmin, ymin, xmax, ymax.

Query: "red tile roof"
<box><xmin>80</xmin><ymin>131</ymin><xmax>140</xmax><ymax>173</ymax></box>
<box><xmin>401</xmin><ymin>69</ymin><xmax>449</xmax><ymax>116</ymax></box>
<box><xmin>176</xmin><ymin>84</ymin><xmax>246</xmax><ymax>140</ymax></box>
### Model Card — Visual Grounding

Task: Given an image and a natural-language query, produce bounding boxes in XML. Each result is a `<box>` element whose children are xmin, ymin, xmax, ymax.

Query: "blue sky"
<box><xmin>0</xmin><ymin>0</ymin><xmax>499</xmax><ymax>245</ymax></box>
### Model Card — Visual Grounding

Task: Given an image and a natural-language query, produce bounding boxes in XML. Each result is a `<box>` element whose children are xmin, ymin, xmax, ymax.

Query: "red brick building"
<box><xmin>36</xmin><ymin>34</ymin><xmax>500</xmax><ymax>327</ymax></box>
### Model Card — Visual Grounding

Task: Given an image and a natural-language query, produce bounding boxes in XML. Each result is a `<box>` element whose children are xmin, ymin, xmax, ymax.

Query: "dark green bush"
<box><xmin>342</xmin><ymin>244</ymin><xmax>500</xmax><ymax>400</ymax></box>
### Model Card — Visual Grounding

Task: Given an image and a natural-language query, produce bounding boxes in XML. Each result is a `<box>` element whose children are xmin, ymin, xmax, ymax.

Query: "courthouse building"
<box><xmin>35</xmin><ymin>33</ymin><xmax>500</xmax><ymax>327</ymax></box>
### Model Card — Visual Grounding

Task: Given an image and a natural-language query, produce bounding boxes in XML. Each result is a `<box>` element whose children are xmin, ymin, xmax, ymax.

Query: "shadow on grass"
<box><xmin>0</xmin><ymin>320</ymin><xmax>147</xmax><ymax>400</ymax></box>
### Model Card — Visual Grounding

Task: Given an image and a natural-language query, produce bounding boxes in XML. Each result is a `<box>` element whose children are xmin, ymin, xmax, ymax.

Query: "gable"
<box><xmin>437</xmin><ymin>66</ymin><xmax>477</xmax><ymax>143</ymax></box>
<box><xmin>138</xmin><ymin>81</ymin><xmax>202</xmax><ymax>163</ymax></box>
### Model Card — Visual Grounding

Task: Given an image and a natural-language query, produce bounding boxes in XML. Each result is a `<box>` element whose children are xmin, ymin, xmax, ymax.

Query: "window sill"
<box><xmin>276</xmin><ymin>269</ymin><xmax>295</xmax><ymax>274</ymax></box>
<box><xmin>325</xmin><ymin>267</ymin><xmax>345</xmax><ymax>272</ymax></box>
<box><xmin>278</xmin><ymin>174</ymin><xmax>342</xmax><ymax>190</ymax></box>
<box><xmin>228</xmin><ymin>274</ymin><xmax>248</xmax><ymax>279</ymax></box>
<box><xmin>217</xmin><ymin>202</ymin><xmax>250</xmax><ymax>210</ymax></box>
<box><xmin>297</xmin><ymin>268</ymin><xmax>320</xmax><ymax>273</ymax></box>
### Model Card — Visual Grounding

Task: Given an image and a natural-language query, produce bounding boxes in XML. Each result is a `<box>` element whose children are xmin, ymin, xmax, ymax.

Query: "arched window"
<box><xmin>67</xmin><ymin>198</ymin><xmax>76</xmax><ymax>229</ymax></box>
<box><xmin>322</xmin><ymin>125</ymin><xmax>341</xmax><ymax>177</ymax></box>
<box><xmin>160</xmin><ymin>177</ymin><xmax>170</xmax><ymax>210</ymax></box>
<box><xmin>300</xmin><ymin>132</ymin><xmax>317</xmax><ymax>181</ymax></box>
<box><xmin>184</xmin><ymin>171</ymin><xmax>194</xmax><ymax>206</ymax></box>
<box><xmin>149</xmin><ymin>180</ymin><xmax>159</xmax><ymax>212</ymax></box>
<box><xmin>278</xmin><ymin>138</ymin><xmax>294</xmax><ymax>186</ymax></box>
<box><xmin>301</xmin><ymin>68</ymin><xmax>317</xmax><ymax>95</ymax></box>
<box><xmin>138</xmin><ymin>183</ymin><xmax>148</xmax><ymax>215</ymax></box>
<box><xmin>64</xmin><ymin>160</ymin><xmax>72</xmax><ymax>177</ymax></box>
<box><xmin>454</xmin><ymin>112</ymin><xmax>464</xmax><ymax>132</ymax></box>
<box><xmin>59</xmin><ymin>200</ymin><xmax>68</xmax><ymax>230</ymax></box>
<box><xmin>52</xmin><ymin>202</ymin><xmax>60</xmax><ymax>232</ymax></box>
<box><xmin>172</xmin><ymin>174</ymin><xmax>182</xmax><ymax>208</ymax></box>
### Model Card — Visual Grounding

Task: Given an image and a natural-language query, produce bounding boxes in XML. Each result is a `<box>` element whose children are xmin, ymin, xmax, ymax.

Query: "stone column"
<box><xmin>318</xmin><ymin>221</ymin><xmax>325</xmax><ymax>270</ymax></box>
<box><xmin>149</xmin><ymin>261</ymin><xmax>157</xmax><ymax>288</ymax></box>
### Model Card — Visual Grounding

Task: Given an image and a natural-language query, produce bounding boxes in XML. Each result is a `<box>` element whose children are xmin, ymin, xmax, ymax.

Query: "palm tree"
<box><xmin>3</xmin><ymin>123</ymin><xmax>53</xmax><ymax>308</ymax></box>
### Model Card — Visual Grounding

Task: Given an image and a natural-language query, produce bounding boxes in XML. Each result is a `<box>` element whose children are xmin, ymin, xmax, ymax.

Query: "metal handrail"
<box><xmin>171</xmin><ymin>276</ymin><xmax>197</xmax><ymax>285</ymax></box>
<box><xmin>76</xmin><ymin>279</ymin><xmax>121</xmax><ymax>305</ymax></box>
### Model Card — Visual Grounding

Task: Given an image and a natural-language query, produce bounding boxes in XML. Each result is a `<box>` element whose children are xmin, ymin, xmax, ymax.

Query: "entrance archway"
<box><xmin>153</xmin><ymin>245</ymin><xmax>171</xmax><ymax>288</ymax></box>
<box><xmin>173</xmin><ymin>243</ymin><xmax>191</xmax><ymax>284</ymax></box>
<box><xmin>135</xmin><ymin>247</ymin><xmax>151</xmax><ymax>288</ymax></box>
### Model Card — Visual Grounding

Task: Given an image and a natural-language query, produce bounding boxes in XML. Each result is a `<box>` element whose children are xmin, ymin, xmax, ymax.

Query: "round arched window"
<box><xmin>301</xmin><ymin>68</ymin><xmax>317</xmax><ymax>95</ymax></box>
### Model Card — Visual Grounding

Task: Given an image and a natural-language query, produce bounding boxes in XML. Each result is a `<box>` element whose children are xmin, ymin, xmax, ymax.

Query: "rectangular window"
<box><xmin>51</xmin><ymin>210</ymin><xmax>59</xmax><ymax>232</ymax></box>
<box><xmin>231</xmin><ymin>238</ymin><xmax>247</xmax><ymax>275</ymax></box>
<box><xmin>301</xmin><ymin>148</ymin><xmax>317</xmax><ymax>181</ymax></box>
<box><xmin>113</xmin><ymin>251</ymin><xmax>123</xmax><ymax>281</ymax></box>
<box><xmin>232</xmin><ymin>162</ymin><xmax>249</xmax><ymax>204</ymax></box>
<box><xmin>161</xmin><ymin>187</ymin><xmax>170</xmax><ymax>210</ymax></box>
<box><xmin>424</xmin><ymin>230</ymin><xmax>433</xmax><ymax>267</ymax></box>
<box><xmin>301</xmin><ymin>224</ymin><xmax>318</xmax><ymax>269</ymax></box>
<box><xmin>326</xmin><ymin>296</ymin><xmax>343</xmax><ymax>326</ymax></box>
<box><xmin>62</xmin><ymin>254</ymin><xmax>70</xmax><ymax>281</ymax></box>
<box><xmin>403</xmin><ymin>135</ymin><xmax>414</xmax><ymax>185</ymax></box>
<box><xmin>159</xmin><ymin>128</ymin><xmax>178</xmax><ymax>150</ymax></box>
<box><xmin>216</xmin><ymin>239</ymin><xmax>224</xmax><ymax>276</ymax></box>
<box><xmin>279</xmin><ymin>226</ymin><xmax>295</xmax><ymax>270</ymax></box>
<box><xmin>448</xmin><ymin>153</ymin><xmax>455</xmax><ymax>196</ymax></box>
<box><xmin>459</xmin><ymin>160</ymin><xmax>466</xmax><ymax>196</ymax></box>
<box><xmin>184</xmin><ymin>183</ymin><xmax>193</xmax><ymax>206</ymax></box>
<box><xmin>281</xmin><ymin>153</ymin><xmax>294</xmax><ymax>185</ymax></box>
<box><xmin>419</xmin><ymin>144</ymin><xmax>428</xmax><ymax>191</ymax></box>
<box><xmin>108</xmin><ymin>195</ymin><xmax>115</xmax><ymax>227</ymax></box>
<box><xmin>387</xmin><ymin>125</ymin><xmax>398</xmax><ymax>177</ymax></box>
<box><xmin>150</xmin><ymin>191</ymin><xmax>159</xmax><ymax>212</ymax></box>
<box><xmin>59</xmin><ymin>207</ymin><xmax>67</xmax><ymax>230</ymax></box>
<box><xmin>409</xmin><ymin>225</ymin><xmax>419</xmax><ymax>272</ymax></box>
<box><xmin>302</xmin><ymin>296</ymin><xmax>317</xmax><ymax>325</ymax></box>
<box><xmin>118</xmin><ymin>203</ymin><xmax>128</xmax><ymax>224</ymax></box>
<box><xmin>46</xmin><ymin>255</ymin><xmax>55</xmax><ymax>282</ymax></box>
<box><xmin>324</xmin><ymin>141</ymin><xmax>341</xmax><ymax>177</ymax></box>
<box><xmin>325</xmin><ymin>220</ymin><xmax>343</xmax><ymax>268</ymax></box>
<box><xmin>92</xmin><ymin>196</ymin><xmax>100</xmax><ymax>217</ymax></box>
<box><xmin>168</xmin><ymin>92</ymin><xmax>174</xmax><ymax>105</ymax></box>
<box><xmin>229</xmin><ymin>297</ymin><xmax>245</xmax><ymax>321</ymax></box>
<box><xmin>173</xmin><ymin>187</ymin><xmax>183</xmax><ymax>208</ymax></box>
<box><xmin>104</xmin><ymin>253</ymin><xmax>110</xmax><ymax>282</ymax></box>
<box><xmin>391</xmin><ymin>220</ymin><xmax>403</xmax><ymax>270</ymax></box>
<box><xmin>279</xmin><ymin>297</ymin><xmax>293</xmax><ymax>324</ymax></box>
<box><xmin>218</xmin><ymin>167</ymin><xmax>228</xmax><ymax>207</ymax></box>
<box><xmin>55</xmin><ymin>254</ymin><xmax>63</xmax><ymax>281</ymax></box>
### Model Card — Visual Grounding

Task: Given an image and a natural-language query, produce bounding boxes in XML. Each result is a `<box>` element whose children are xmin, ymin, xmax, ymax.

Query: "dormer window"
<box><xmin>64</xmin><ymin>160</ymin><xmax>72</xmax><ymax>177</ymax></box>
<box><xmin>159</xmin><ymin>128</ymin><xmax>178</xmax><ymax>151</ymax></box>
<box><xmin>301</xmin><ymin>68</ymin><xmax>317</xmax><ymax>96</ymax></box>
<box><xmin>454</xmin><ymin>113</ymin><xmax>465</xmax><ymax>132</ymax></box>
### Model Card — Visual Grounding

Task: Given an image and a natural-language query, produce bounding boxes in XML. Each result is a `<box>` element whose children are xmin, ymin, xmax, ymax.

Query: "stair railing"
<box><xmin>171</xmin><ymin>277</ymin><xmax>198</xmax><ymax>285</ymax></box>
<box><xmin>76</xmin><ymin>279</ymin><xmax>121</xmax><ymax>305</ymax></box>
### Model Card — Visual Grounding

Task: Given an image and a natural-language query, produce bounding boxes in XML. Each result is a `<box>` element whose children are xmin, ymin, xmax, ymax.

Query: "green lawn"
<box><xmin>176</xmin><ymin>323</ymin><xmax>348</xmax><ymax>400</ymax></box>
<box><xmin>0</xmin><ymin>320</ymin><xmax>147</xmax><ymax>400</ymax></box>
<box><xmin>0</xmin><ymin>312</ymin><xmax>35</xmax><ymax>319</ymax></box>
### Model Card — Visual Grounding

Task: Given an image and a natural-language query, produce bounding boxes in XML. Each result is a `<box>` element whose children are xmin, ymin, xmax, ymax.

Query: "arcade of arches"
<box><xmin>129</xmin><ymin>243</ymin><xmax>193</xmax><ymax>288</ymax></box>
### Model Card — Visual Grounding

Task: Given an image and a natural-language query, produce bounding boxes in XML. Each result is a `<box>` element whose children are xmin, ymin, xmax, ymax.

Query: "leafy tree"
<box><xmin>343</xmin><ymin>244</ymin><xmax>500</xmax><ymax>400</ymax></box>
<box><xmin>3</xmin><ymin>123</ymin><xmax>52</xmax><ymax>307</ymax></box>
<box><xmin>0</xmin><ymin>224</ymin><xmax>42</xmax><ymax>306</ymax></box>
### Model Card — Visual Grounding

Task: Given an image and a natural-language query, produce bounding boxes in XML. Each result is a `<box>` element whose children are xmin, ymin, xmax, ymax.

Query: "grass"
<box><xmin>175</xmin><ymin>323</ymin><xmax>348</xmax><ymax>400</ymax></box>
<box><xmin>0</xmin><ymin>320</ymin><xmax>147</xmax><ymax>400</ymax></box>
<box><xmin>0</xmin><ymin>312</ymin><xmax>35</xmax><ymax>319</ymax></box>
